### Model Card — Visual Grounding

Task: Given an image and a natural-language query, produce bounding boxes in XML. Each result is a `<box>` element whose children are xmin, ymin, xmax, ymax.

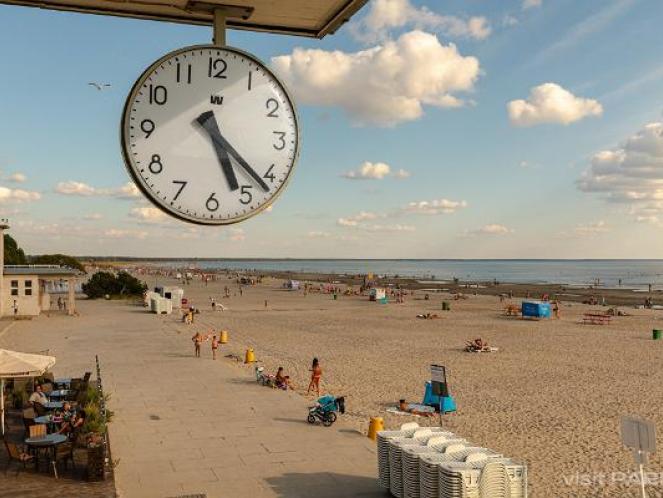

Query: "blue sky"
<box><xmin>1</xmin><ymin>0</ymin><xmax>663</xmax><ymax>258</ymax></box>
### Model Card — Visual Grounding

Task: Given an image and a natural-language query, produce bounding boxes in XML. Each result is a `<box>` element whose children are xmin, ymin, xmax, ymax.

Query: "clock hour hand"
<box><xmin>195</xmin><ymin>111</ymin><xmax>239</xmax><ymax>191</ymax></box>
<box><xmin>212</xmin><ymin>124</ymin><xmax>271</xmax><ymax>193</ymax></box>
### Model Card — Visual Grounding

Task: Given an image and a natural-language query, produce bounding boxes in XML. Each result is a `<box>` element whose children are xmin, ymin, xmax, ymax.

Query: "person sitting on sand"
<box><xmin>307</xmin><ymin>358</ymin><xmax>322</xmax><ymax>396</ymax></box>
<box><xmin>275</xmin><ymin>367</ymin><xmax>293</xmax><ymax>390</ymax></box>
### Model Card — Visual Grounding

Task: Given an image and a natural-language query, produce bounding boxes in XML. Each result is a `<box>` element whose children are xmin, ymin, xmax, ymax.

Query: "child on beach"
<box><xmin>211</xmin><ymin>335</ymin><xmax>219</xmax><ymax>360</ymax></box>
<box><xmin>307</xmin><ymin>358</ymin><xmax>322</xmax><ymax>396</ymax></box>
<box><xmin>275</xmin><ymin>367</ymin><xmax>293</xmax><ymax>390</ymax></box>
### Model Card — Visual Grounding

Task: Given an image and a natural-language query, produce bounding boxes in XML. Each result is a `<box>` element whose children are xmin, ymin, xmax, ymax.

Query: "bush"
<box><xmin>82</xmin><ymin>271</ymin><xmax>146</xmax><ymax>299</ymax></box>
<box><xmin>4</xmin><ymin>234</ymin><xmax>27</xmax><ymax>265</ymax></box>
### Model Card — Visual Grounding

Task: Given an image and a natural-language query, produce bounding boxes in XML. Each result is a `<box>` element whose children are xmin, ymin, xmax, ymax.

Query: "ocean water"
<box><xmin>158</xmin><ymin>259</ymin><xmax>663</xmax><ymax>288</ymax></box>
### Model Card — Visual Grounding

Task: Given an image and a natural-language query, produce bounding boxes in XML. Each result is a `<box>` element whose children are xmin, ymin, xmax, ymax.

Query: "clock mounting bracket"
<box><xmin>185</xmin><ymin>2</ymin><xmax>255</xmax><ymax>46</ymax></box>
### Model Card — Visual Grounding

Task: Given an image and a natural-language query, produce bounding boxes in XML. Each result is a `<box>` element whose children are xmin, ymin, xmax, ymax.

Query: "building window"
<box><xmin>25</xmin><ymin>289</ymin><xmax>32</xmax><ymax>296</ymax></box>
<box><xmin>11</xmin><ymin>280</ymin><xmax>18</xmax><ymax>288</ymax></box>
<box><xmin>25</xmin><ymin>280</ymin><xmax>32</xmax><ymax>288</ymax></box>
<box><xmin>11</xmin><ymin>280</ymin><xmax>18</xmax><ymax>296</ymax></box>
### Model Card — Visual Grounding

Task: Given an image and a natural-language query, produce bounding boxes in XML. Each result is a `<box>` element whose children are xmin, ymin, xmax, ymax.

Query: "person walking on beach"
<box><xmin>192</xmin><ymin>332</ymin><xmax>202</xmax><ymax>358</ymax></box>
<box><xmin>307</xmin><ymin>358</ymin><xmax>322</xmax><ymax>396</ymax></box>
<box><xmin>211</xmin><ymin>335</ymin><xmax>219</xmax><ymax>360</ymax></box>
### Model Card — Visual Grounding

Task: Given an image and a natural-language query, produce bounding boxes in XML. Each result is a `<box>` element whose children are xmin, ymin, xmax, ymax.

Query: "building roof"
<box><xmin>0</xmin><ymin>0</ymin><xmax>369</xmax><ymax>38</ymax></box>
<box><xmin>3</xmin><ymin>265</ymin><xmax>80</xmax><ymax>277</ymax></box>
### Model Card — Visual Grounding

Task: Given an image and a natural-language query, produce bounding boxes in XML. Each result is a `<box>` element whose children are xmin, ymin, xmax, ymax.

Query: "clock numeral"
<box><xmin>247</xmin><ymin>71</ymin><xmax>252</xmax><ymax>91</ymax></box>
<box><xmin>208</xmin><ymin>58</ymin><xmax>227</xmax><ymax>79</ymax></box>
<box><xmin>148</xmin><ymin>85</ymin><xmax>167</xmax><ymax>105</ymax></box>
<box><xmin>210</xmin><ymin>95</ymin><xmax>224</xmax><ymax>106</ymax></box>
<box><xmin>272</xmin><ymin>131</ymin><xmax>286</xmax><ymax>151</ymax></box>
<box><xmin>149</xmin><ymin>154</ymin><xmax>163</xmax><ymax>174</ymax></box>
<box><xmin>206</xmin><ymin>193</ymin><xmax>220</xmax><ymax>212</ymax></box>
<box><xmin>266</xmin><ymin>98</ymin><xmax>279</xmax><ymax>118</ymax></box>
<box><xmin>176</xmin><ymin>63</ymin><xmax>192</xmax><ymax>84</ymax></box>
<box><xmin>140</xmin><ymin>119</ymin><xmax>155</xmax><ymax>139</ymax></box>
<box><xmin>172</xmin><ymin>180</ymin><xmax>187</xmax><ymax>201</ymax></box>
<box><xmin>239</xmin><ymin>185</ymin><xmax>253</xmax><ymax>205</ymax></box>
<box><xmin>263</xmin><ymin>165</ymin><xmax>276</xmax><ymax>183</ymax></box>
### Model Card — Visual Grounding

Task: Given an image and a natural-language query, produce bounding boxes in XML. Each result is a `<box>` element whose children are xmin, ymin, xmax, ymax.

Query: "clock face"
<box><xmin>121</xmin><ymin>45</ymin><xmax>300</xmax><ymax>225</ymax></box>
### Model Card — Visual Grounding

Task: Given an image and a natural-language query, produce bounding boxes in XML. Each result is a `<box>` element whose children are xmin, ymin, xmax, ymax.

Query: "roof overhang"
<box><xmin>0</xmin><ymin>0</ymin><xmax>369</xmax><ymax>38</ymax></box>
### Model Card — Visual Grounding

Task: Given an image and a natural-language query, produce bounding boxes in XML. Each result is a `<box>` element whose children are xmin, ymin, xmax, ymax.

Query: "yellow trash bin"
<box><xmin>367</xmin><ymin>417</ymin><xmax>384</xmax><ymax>441</ymax></box>
<box><xmin>244</xmin><ymin>348</ymin><xmax>255</xmax><ymax>363</ymax></box>
<box><xmin>220</xmin><ymin>330</ymin><xmax>228</xmax><ymax>344</ymax></box>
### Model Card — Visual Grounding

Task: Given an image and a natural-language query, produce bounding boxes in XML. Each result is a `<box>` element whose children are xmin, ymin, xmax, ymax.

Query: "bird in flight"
<box><xmin>88</xmin><ymin>82</ymin><xmax>111</xmax><ymax>91</ymax></box>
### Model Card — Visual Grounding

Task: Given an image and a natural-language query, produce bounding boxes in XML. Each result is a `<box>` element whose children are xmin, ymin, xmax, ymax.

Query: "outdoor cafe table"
<box><xmin>35</xmin><ymin>414</ymin><xmax>62</xmax><ymax>433</ymax></box>
<box><xmin>43</xmin><ymin>401</ymin><xmax>63</xmax><ymax>411</ymax></box>
<box><xmin>24</xmin><ymin>433</ymin><xmax>67</xmax><ymax>477</ymax></box>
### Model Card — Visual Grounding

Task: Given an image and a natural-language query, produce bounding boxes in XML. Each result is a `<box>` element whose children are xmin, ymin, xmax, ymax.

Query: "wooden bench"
<box><xmin>582</xmin><ymin>313</ymin><xmax>612</xmax><ymax>325</ymax></box>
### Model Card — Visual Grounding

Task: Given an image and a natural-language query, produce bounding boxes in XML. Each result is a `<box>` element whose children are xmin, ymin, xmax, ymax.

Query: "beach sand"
<box><xmin>166</xmin><ymin>273</ymin><xmax>663</xmax><ymax>498</ymax></box>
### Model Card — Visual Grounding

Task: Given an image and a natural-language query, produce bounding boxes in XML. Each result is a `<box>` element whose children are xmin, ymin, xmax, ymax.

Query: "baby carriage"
<box><xmin>307</xmin><ymin>395</ymin><xmax>345</xmax><ymax>427</ymax></box>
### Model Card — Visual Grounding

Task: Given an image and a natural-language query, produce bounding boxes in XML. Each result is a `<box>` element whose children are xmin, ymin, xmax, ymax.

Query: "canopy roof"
<box><xmin>0</xmin><ymin>0</ymin><xmax>369</xmax><ymax>38</ymax></box>
<box><xmin>0</xmin><ymin>349</ymin><xmax>56</xmax><ymax>378</ymax></box>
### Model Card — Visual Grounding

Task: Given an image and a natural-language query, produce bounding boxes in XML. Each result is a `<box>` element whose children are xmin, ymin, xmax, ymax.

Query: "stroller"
<box><xmin>307</xmin><ymin>395</ymin><xmax>345</xmax><ymax>427</ymax></box>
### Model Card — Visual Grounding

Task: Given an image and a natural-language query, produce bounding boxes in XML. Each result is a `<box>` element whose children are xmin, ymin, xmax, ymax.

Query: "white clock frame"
<box><xmin>120</xmin><ymin>43</ymin><xmax>300</xmax><ymax>226</ymax></box>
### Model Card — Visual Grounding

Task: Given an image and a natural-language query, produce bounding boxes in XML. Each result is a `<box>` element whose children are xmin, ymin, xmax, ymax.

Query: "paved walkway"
<box><xmin>0</xmin><ymin>301</ymin><xmax>381</xmax><ymax>498</ymax></box>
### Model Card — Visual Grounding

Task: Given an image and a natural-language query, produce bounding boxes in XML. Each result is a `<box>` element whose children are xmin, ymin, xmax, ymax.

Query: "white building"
<box><xmin>0</xmin><ymin>220</ymin><xmax>79</xmax><ymax>317</ymax></box>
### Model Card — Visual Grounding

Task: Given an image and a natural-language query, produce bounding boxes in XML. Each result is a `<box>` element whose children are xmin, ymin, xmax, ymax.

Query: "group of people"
<box><xmin>262</xmin><ymin>358</ymin><xmax>323</xmax><ymax>395</ymax></box>
<box><xmin>191</xmin><ymin>330</ymin><xmax>222</xmax><ymax>359</ymax></box>
<box><xmin>29</xmin><ymin>385</ymin><xmax>86</xmax><ymax>437</ymax></box>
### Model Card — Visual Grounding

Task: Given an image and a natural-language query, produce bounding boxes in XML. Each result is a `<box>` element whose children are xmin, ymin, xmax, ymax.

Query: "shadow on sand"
<box><xmin>264</xmin><ymin>472</ymin><xmax>385</xmax><ymax>498</ymax></box>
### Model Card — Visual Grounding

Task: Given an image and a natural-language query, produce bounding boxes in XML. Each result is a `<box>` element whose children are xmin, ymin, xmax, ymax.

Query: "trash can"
<box><xmin>653</xmin><ymin>329</ymin><xmax>662</xmax><ymax>340</ymax></box>
<box><xmin>442</xmin><ymin>301</ymin><xmax>450</xmax><ymax>311</ymax></box>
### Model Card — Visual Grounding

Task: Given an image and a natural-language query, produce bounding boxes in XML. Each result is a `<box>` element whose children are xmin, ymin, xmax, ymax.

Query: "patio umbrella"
<box><xmin>0</xmin><ymin>349</ymin><xmax>56</xmax><ymax>435</ymax></box>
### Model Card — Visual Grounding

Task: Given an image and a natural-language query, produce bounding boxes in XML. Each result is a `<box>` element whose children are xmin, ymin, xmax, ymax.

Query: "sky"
<box><xmin>1</xmin><ymin>0</ymin><xmax>663</xmax><ymax>258</ymax></box>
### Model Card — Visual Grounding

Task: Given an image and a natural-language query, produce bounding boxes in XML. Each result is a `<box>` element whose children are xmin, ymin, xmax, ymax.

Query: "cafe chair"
<box><xmin>3</xmin><ymin>439</ymin><xmax>35</xmax><ymax>475</ymax></box>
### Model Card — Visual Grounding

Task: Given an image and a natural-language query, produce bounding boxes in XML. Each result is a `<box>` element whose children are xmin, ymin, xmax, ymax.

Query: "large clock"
<box><xmin>121</xmin><ymin>45</ymin><xmax>300</xmax><ymax>225</ymax></box>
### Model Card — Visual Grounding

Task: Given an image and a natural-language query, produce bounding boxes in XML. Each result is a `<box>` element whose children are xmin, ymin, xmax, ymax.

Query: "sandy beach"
<box><xmin>147</xmin><ymin>272</ymin><xmax>663</xmax><ymax>497</ymax></box>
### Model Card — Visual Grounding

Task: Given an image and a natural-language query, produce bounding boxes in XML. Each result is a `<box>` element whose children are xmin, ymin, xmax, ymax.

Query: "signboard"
<box><xmin>621</xmin><ymin>415</ymin><xmax>656</xmax><ymax>464</ymax></box>
<box><xmin>430</xmin><ymin>364</ymin><xmax>449</xmax><ymax>397</ymax></box>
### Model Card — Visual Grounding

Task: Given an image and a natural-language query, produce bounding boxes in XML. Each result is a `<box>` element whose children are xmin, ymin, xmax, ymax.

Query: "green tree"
<box><xmin>3</xmin><ymin>234</ymin><xmax>27</xmax><ymax>265</ymax></box>
<box><xmin>82</xmin><ymin>271</ymin><xmax>146</xmax><ymax>299</ymax></box>
<box><xmin>30</xmin><ymin>254</ymin><xmax>86</xmax><ymax>273</ymax></box>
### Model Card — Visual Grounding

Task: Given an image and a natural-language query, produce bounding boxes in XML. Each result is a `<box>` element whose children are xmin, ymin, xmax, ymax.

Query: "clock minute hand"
<box><xmin>196</xmin><ymin>111</ymin><xmax>239</xmax><ymax>192</ymax></box>
<box><xmin>213</xmin><ymin>125</ymin><xmax>271</xmax><ymax>193</ymax></box>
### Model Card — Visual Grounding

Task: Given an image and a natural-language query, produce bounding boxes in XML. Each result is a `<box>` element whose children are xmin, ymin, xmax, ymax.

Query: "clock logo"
<box><xmin>121</xmin><ymin>45</ymin><xmax>300</xmax><ymax>225</ymax></box>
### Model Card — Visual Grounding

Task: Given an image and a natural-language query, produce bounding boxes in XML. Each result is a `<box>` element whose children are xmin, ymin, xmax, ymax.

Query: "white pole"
<box><xmin>1</xmin><ymin>378</ymin><xmax>5</xmax><ymax>436</ymax></box>
<box><xmin>639</xmin><ymin>462</ymin><xmax>647</xmax><ymax>498</ymax></box>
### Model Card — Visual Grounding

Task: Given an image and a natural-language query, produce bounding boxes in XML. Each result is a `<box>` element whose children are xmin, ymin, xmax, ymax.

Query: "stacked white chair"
<box><xmin>438</xmin><ymin>453</ymin><xmax>490</xmax><ymax>498</ymax></box>
<box><xmin>389</xmin><ymin>429</ymin><xmax>437</xmax><ymax>498</ymax></box>
<box><xmin>478</xmin><ymin>459</ymin><xmax>527</xmax><ymax>498</ymax></box>
<box><xmin>402</xmin><ymin>434</ymin><xmax>456</xmax><ymax>498</ymax></box>
<box><xmin>418</xmin><ymin>441</ymin><xmax>469</xmax><ymax>498</ymax></box>
<box><xmin>377</xmin><ymin>423</ymin><xmax>421</xmax><ymax>490</ymax></box>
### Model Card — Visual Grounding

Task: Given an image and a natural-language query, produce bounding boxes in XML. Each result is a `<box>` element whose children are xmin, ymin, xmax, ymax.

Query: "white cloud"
<box><xmin>578</xmin><ymin>120</ymin><xmax>663</xmax><ymax>219</ymax></box>
<box><xmin>0</xmin><ymin>186</ymin><xmax>41</xmax><ymax>203</ymax></box>
<box><xmin>466</xmin><ymin>224</ymin><xmax>514</xmax><ymax>236</ymax></box>
<box><xmin>508</xmin><ymin>83</ymin><xmax>602</xmax><ymax>126</ymax></box>
<box><xmin>308</xmin><ymin>231</ymin><xmax>332</xmax><ymax>238</ymax></box>
<box><xmin>342</xmin><ymin>162</ymin><xmax>391</xmax><ymax>180</ymax></box>
<box><xmin>393</xmin><ymin>169</ymin><xmax>412</xmax><ymax>179</ymax></box>
<box><xmin>338</xmin><ymin>211</ymin><xmax>380</xmax><ymax>227</ymax></box>
<box><xmin>573</xmin><ymin>221</ymin><xmax>609</xmax><ymax>237</ymax></box>
<box><xmin>353</xmin><ymin>0</ymin><xmax>491</xmax><ymax>43</ymax></box>
<box><xmin>6</xmin><ymin>172</ymin><xmax>27</xmax><ymax>183</ymax></box>
<box><xmin>228</xmin><ymin>227</ymin><xmax>245</xmax><ymax>242</ymax></box>
<box><xmin>55</xmin><ymin>181</ymin><xmax>141</xmax><ymax>199</ymax></box>
<box><xmin>402</xmin><ymin>198</ymin><xmax>468</xmax><ymax>215</ymax></box>
<box><xmin>130</xmin><ymin>206</ymin><xmax>167</xmax><ymax>222</ymax></box>
<box><xmin>502</xmin><ymin>15</ymin><xmax>519</xmax><ymax>27</ymax></box>
<box><xmin>363</xmin><ymin>224</ymin><xmax>415</xmax><ymax>232</ymax></box>
<box><xmin>272</xmin><ymin>30</ymin><xmax>481</xmax><ymax>127</ymax></box>
<box><xmin>103</xmin><ymin>228</ymin><xmax>148</xmax><ymax>239</ymax></box>
<box><xmin>522</xmin><ymin>0</ymin><xmax>542</xmax><ymax>9</ymax></box>
<box><xmin>83</xmin><ymin>213</ymin><xmax>103</xmax><ymax>220</ymax></box>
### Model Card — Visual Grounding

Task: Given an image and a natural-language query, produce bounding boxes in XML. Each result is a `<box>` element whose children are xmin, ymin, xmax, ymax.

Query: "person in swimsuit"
<box><xmin>192</xmin><ymin>332</ymin><xmax>202</xmax><ymax>358</ymax></box>
<box><xmin>307</xmin><ymin>357</ymin><xmax>322</xmax><ymax>396</ymax></box>
<box><xmin>211</xmin><ymin>335</ymin><xmax>219</xmax><ymax>360</ymax></box>
<box><xmin>275</xmin><ymin>367</ymin><xmax>292</xmax><ymax>390</ymax></box>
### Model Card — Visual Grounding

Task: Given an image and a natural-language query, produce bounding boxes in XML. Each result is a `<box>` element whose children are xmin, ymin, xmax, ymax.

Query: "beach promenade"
<box><xmin>0</xmin><ymin>299</ymin><xmax>381</xmax><ymax>498</ymax></box>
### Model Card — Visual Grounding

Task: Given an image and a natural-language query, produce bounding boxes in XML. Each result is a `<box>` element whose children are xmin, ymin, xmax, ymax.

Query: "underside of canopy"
<box><xmin>0</xmin><ymin>349</ymin><xmax>56</xmax><ymax>378</ymax></box>
<box><xmin>0</xmin><ymin>0</ymin><xmax>369</xmax><ymax>38</ymax></box>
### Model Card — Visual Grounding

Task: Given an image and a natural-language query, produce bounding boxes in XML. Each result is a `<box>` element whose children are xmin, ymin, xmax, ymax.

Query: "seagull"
<box><xmin>88</xmin><ymin>82</ymin><xmax>111</xmax><ymax>91</ymax></box>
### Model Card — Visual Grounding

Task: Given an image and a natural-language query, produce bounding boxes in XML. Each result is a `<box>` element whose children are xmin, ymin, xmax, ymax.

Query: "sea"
<box><xmin>157</xmin><ymin>259</ymin><xmax>663</xmax><ymax>289</ymax></box>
